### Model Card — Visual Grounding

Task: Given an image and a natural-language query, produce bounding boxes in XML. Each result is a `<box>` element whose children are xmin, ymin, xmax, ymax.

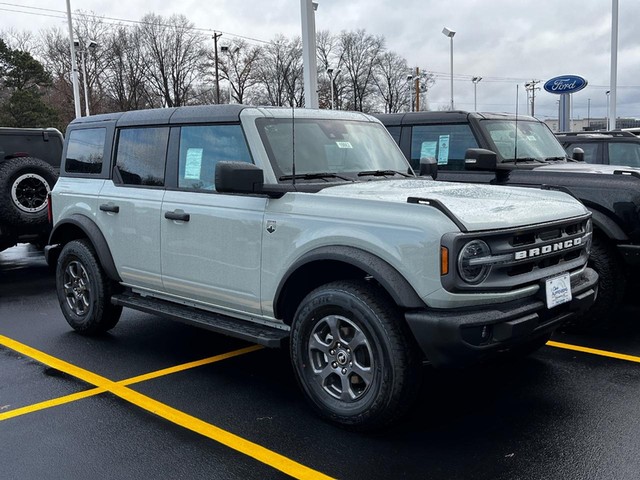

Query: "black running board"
<box><xmin>111</xmin><ymin>294</ymin><xmax>289</xmax><ymax>348</ymax></box>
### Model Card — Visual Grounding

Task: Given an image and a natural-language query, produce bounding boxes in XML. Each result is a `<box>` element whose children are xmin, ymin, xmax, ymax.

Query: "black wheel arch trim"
<box><xmin>585</xmin><ymin>205</ymin><xmax>628</xmax><ymax>242</ymax></box>
<box><xmin>273</xmin><ymin>245</ymin><xmax>425</xmax><ymax>319</ymax></box>
<box><xmin>49</xmin><ymin>214</ymin><xmax>121</xmax><ymax>282</ymax></box>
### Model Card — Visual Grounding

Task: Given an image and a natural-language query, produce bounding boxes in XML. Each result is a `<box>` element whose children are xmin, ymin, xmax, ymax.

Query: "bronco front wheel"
<box><xmin>290</xmin><ymin>280</ymin><xmax>421</xmax><ymax>430</ymax></box>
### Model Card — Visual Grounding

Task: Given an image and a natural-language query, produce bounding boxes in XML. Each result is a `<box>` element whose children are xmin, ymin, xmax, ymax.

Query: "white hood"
<box><xmin>316</xmin><ymin>179</ymin><xmax>588</xmax><ymax>232</ymax></box>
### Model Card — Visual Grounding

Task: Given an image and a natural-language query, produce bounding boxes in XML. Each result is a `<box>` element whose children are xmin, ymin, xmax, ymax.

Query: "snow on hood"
<box><xmin>537</xmin><ymin>163</ymin><xmax>640</xmax><ymax>175</ymax></box>
<box><xmin>317</xmin><ymin>179</ymin><xmax>588</xmax><ymax>232</ymax></box>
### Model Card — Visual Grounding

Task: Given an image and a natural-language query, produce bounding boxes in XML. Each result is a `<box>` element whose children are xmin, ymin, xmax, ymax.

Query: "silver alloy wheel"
<box><xmin>11</xmin><ymin>173</ymin><xmax>51</xmax><ymax>213</ymax></box>
<box><xmin>308</xmin><ymin>314</ymin><xmax>374</xmax><ymax>401</ymax></box>
<box><xmin>63</xmin><ymin>260</ymin><xmax>91</xmax><ymax>316</ymax></box>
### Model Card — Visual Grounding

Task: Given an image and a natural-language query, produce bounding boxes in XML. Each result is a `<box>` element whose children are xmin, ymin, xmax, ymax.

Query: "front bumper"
<box><xmin>405</xmin><ymin>267</ymin><xmax>598</xmax><ymax>367</ymax></box>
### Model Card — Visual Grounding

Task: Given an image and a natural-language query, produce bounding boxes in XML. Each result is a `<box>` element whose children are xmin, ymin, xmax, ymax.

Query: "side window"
<box><xmin>115</xmin><ymin>127</ymin><xmax>168</xmax><ymax>186</ymax></box>
<box><xmin>563</xmin><ymin>142</ymin><xmax>599</xmax><ymax>163</ymax></box>
<box><xmin>65</xmin><ymin>128</ymin><xmax>105</xmax><ymax>174</ymax></box>
<box><xmin>607</xmin><ymin>142</ymin><xmax>640</xmax><ymax>168</ymax></box>
<box><xmin>178</xmin><ymin>124</ymin><xmax>252</xmax><ymax>191</ymax></box>
<box><xmin>410</xmin><ymin>124</ymin><xmax>479</xmax><ymax>171</ymax></box>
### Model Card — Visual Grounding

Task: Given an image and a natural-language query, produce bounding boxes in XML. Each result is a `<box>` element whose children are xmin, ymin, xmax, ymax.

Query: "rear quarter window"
<box><xmin>64</xmin><ymin>128</ymin><xmax>106</xmax><ymax>175</ymax></box>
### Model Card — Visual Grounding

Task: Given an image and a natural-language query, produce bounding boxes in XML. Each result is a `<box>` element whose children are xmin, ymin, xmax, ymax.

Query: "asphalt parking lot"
<box><xmin>1</xmin><ymin>244</ymin><xmax>639</xmax><ymax>480</ymax></box>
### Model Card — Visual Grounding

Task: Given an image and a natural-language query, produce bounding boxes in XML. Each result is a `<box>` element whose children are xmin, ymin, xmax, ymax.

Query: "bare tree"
<box><xmin>216</xmin><ymin>39</ymin><xmax>262</xmax><ymax>105</ymax></box>
<box><xmin>373</xmin><ymin>51</ymin><xmax>410</xmax><ymax>113</ymax></box>
<box><xmin>103</xmin><ymin>26</ymin><xmax>154</xmax><ymax>111</ymax></box>
<box><xmin>252</xmin><ymin>35</ymin><xmax>303</xmax><ymax>107</ymax></box>
<box><xmin>338</xmin><ymin>30</ymin><xmax>384</xmax><ymax>112</ymax></box>
<box><xmin>138</xmin><ymin>13</ymin><xmax>207</xmax><ymax>107</ymax></box>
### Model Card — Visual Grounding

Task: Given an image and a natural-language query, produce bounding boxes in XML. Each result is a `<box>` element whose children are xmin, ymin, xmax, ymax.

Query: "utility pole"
<box><xmin>524</xmin><ymin>80</ymin><xmax>541</xmax><ymax>116</ymax></box>
<box><xmin>212</xmin><ymin>32</ymin><xmax>222</xmax><ymax>104</ymax></box>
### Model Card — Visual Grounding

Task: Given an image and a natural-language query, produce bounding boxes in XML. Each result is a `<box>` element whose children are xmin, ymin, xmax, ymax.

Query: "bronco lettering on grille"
<box><xmin>514</xmin><ymin>237</ymin><xmax>582</xmax><ymax>260</ymax></box>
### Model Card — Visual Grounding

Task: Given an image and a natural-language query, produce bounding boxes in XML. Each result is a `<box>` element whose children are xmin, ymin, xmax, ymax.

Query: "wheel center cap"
<box><xmin>336</xmin><ymin>350</ymin><xmax>349</xmax><ymax>366</ymax></box>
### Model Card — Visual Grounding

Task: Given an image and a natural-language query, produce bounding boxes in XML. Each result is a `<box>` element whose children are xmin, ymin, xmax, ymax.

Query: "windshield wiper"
<box><xmin>504</xmin><ymin>157</ymin><xmax>547</xmax><ymax>164</ymax></box>
<box><xmin>545</xmin><ymin>156</ymin><xmax>567</xmax><ymax>161</ymax></box>
<box><xmin>278</xmin><ymin>172</ymin><xmax>353</xmax><ymax>182</ymax></box>
<box><xmin>357</xmin><ymin>169</ymin><xmax>412</xmax><ymax>177</ymax></box>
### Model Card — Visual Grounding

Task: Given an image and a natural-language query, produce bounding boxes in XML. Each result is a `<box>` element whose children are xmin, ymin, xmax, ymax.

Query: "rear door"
<box><xmin>96</xmin><ymin>126</ymin><xmax>168</xmax><ymax>291</ymax></box>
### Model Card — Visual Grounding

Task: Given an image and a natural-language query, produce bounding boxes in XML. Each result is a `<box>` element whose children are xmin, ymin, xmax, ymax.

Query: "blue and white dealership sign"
<box><xmin>543</xmin><ymin>75</ymin><xmax>588</xmax><ymax>94</ymax></box>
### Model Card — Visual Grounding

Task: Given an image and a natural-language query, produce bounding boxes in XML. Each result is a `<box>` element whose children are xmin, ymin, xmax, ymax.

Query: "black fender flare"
<box><xmin>48</xmin><ymin>214</ymin><xmax>121</xmax><ymax>282</ymax></box>
<box><xmin>273</xmin><ymin>245</ymin><xmax>425</xmax><ymax>319</ymax></box>
<box><xmin>587</xmin><ymin>207</ymin><xmax>628</xmax><ymax>242</ymax></box>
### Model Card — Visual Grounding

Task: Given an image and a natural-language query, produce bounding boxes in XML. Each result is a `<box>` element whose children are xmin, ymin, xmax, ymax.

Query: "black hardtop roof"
<box><xmin>0</xmin><ymin>127</ymin><xmax>63</xmax><ymax>138</ymax></box>
<box><xmin>555</xmin><ymin>130</ymin><xmax>639</xmax><ymax>139</ymax></box>
<box><xmin>69</xmin><ymin>104</ymin><xmax>248</xmax><ymax>128</ymax></box>
<box><xmin>374</xmin><ymin>110</ymin><xmax>537</xmax><ymax>126</ymax></box>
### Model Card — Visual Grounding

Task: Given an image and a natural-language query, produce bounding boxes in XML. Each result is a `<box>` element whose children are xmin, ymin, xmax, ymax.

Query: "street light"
<box><xmin>327</xmin><ymin>68</ymin><xmax>341</xmax><ymax>109</ymax></box>
<box><xmin>74</xmin><ymin>39</ymin><xmax>98</xmax><ymax>116</ymax></box>
<box><xmin>442</xmin><ymin>27</ymin><xmax>456</xmax><ymax>110</ymax></box>
<box><xmin>471</xmin><ymin>76</ymin><xmax>482</xmax><ymax>111</ymax></box>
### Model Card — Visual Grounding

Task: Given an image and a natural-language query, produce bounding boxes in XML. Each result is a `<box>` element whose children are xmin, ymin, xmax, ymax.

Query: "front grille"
<box><xmin>441</xmin><ymin>214</ymin><xmax>592</xmax><ymax>292</ymax></box>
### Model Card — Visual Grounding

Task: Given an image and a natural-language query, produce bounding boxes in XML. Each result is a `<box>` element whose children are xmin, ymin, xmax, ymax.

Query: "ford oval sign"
<box><xmin>544</xmin><ymin>75</ymin><xmax>588</xmax><ymax>94</ymax></box>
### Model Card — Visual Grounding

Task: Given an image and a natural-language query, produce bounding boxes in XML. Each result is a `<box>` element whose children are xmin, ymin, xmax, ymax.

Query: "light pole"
<box><xmin>407</xmin><ymin>74</ymin><xmax>414</xmax><ymax>112</ymax></box>
<box><xmin>606</xmin><ymin>90</ymin><xmax>611</xmax><ymax>130</ymax></box>
<box><xmin>327</xmin><ymin>68</ymin><xmax>340</xmax><ymax>109</ymax></box>
<box><xmin>65</xmin><ymin>0</ymin><xmax>81</xmax><ymax>118</ymax></box>
<box><xmin>212</xmin><ymin>32</ymin><xmax>222</xmax><ymax>104</ymax></box>
<box><xmin>442</xmin><ymin>27</ymin><xmax>456</xmax><ymax>110</ymax></box>
<box><xmin>75</xmin><ymin>39</ymin><xmax>97</xmax><ymax>117</ymax></box>
<box><xmin>471</xmin><ymin>76</ymin><xmax>482</xmax><ymax>111</ymax></box>
<box><xmin>301</xmin><ymin>0</ymin><xmax>319</xmax><ymax>108</ymax></box>
<box><xmin>221</xmin><ymin>43</ymin><xmax>240</xmax><ymax>103</ymax></box>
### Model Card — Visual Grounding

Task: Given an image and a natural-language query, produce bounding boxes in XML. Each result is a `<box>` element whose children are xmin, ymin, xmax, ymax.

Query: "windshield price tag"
<box><xmin>545</xmin><ymin>273</ymin><xmax>572</xmax><ymax>309</ymax></box>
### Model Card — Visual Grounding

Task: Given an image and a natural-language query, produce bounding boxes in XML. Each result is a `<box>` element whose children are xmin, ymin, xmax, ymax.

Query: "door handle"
<box><xmin>99</xmin><ymin>203</ymin><xmax>119</xmax><ymax>213</ymax></box>
<box><xmin>164</xmin><ymin>210</ymin><xmax>190</xmax><ymax>222</ymax></box>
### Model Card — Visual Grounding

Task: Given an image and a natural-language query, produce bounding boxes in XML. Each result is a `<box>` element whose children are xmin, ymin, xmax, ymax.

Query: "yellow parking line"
<box><xmin>0</xmin><ymin>335</ymin><xmax>334</xmax><ymax>480</ymax></box>
<box><xmin>0</xmin><ymin>345</ymin><xmax>263</xmax><ymax>422</ymax></box>
<box><xmin>548</xmin><ymin>340</ymin><xmax>640</xmax><ymax>364</ymax></box>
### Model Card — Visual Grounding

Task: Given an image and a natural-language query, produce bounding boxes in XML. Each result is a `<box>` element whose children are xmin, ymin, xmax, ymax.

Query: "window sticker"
<box><xmin>184</xmin><ymin>148</ymin><xmax>203</xmax><ymax>179</ymax></box>
<box><xmin>420</xmin><ymin>141</ymin><xmax>437</xmax><ymax>160</ymax></box>
<box><xmin>336</xmin><ymin>141</ymin><xmax>353</xmax><ymax>149</ymax></box>
<box><xmin>437</xmin><ymin>135</ymin><xmax>450</xmax><ymax>165</ymax></box>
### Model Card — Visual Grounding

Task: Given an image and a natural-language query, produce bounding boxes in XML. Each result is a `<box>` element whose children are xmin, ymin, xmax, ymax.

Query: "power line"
<box><xmin>0</xmin><ymin>2</ymin><xmax>270</xmax><ymax>45</ymax></box>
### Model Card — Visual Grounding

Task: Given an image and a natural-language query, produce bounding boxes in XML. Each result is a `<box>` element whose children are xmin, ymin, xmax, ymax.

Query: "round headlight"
<box><xmin>457</xmin><ymin>240</ymin><xmax>491</xmax><ymax>284</ymax></box>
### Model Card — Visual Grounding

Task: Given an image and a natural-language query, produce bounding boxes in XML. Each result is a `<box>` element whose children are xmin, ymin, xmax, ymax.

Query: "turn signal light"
<box><xmin>441</xmin><ymin>246</ymin><xmax>449</xmax><ymax>275</ymax></box>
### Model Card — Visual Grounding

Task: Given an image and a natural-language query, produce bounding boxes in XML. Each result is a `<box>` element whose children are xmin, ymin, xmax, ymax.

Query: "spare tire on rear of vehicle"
<box><xmin>0</xmin><ymin>156</ymin><xmax>58</xmax><ymax>227</ymax></box>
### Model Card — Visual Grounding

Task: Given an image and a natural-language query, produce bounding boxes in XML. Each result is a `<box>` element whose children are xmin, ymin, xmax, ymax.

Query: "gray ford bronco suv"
<box><xmin>47</xmin><ymin>105</ymin><xmax>597</xmax><ymax>429</ymax></box>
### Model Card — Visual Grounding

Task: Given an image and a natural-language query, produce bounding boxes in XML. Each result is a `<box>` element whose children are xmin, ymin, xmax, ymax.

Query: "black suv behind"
<box><xmin>377</xmin><ymin>111</ymin><xmax>640</xmax><ymax>329</ymax></box>
<box><xmin>556</xmin><ymin>131</ymin><xmax>640</xmax><ymax>168</ymax></box>
<box><xmin>0</xmin><ymin>127</ymin><xmax>62</xmax><ymax>252</ymax></box>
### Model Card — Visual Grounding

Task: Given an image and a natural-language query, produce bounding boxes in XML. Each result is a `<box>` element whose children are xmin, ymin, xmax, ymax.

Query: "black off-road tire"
<box><xmin>290</xmin><ymin>280</ymin><xmax>422</xmax><ymax>431</ymax></box>
<box><xmin>0</xmin><ymin>157</ymin><xmax>58</xmax><ymax>227</ymax></box>
<box><xmin>56</xmin><ymin>239</ymin><xmax>122</xmax><ymax>334</ymax></box>
<box><xmin>562</xmin><ymin>235</ymin><xmax>626</xmax><ymax>331</ymax></box>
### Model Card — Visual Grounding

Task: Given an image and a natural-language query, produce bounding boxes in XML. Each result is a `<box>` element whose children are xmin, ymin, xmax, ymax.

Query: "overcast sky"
<box><xmin>1</xmin><ymin>0</ymin><xmax>639</xmax><ymax>120</ymax></box>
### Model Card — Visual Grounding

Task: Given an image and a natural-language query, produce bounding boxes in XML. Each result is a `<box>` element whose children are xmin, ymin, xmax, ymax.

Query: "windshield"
<box><xmin>481</xmin><ymin>120</ymin><xmax>567</xmax><ymax>162</ymax></box>
<box><xmin>255</xmin><ymin>118</ymin><xmax>412</xmax><ymax>181</ymax></box>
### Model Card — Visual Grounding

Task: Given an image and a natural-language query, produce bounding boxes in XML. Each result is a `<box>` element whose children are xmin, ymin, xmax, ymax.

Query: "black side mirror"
<box><xmin>464</xmin><ymin>148</ymin><xmax>498</xmax><ymax>171</ymax></box>
<box><xmin>572</xmin><ymin>147</ymin><xmax>585</xmax><ymax>162</ymax></box>
<box><xmin>215</xmin><ymin>161</ymin><xmax>264</xmax><ymax>194</ymax></box>
<box><xmin>419</xmin><ymin>156</ymin><xmax>437</xmax><ymax>179</ymax></box>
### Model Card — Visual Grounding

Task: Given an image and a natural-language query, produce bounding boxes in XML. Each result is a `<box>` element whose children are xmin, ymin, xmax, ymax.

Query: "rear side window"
<box><xmin>608</xmin><ymin>142</ymin><xmax>640</xmax><ymax>168</ymax></box>
<box><xmin>178</xmin><ymin>124</ymin><xmax>252</xmax><ymax>190</ymax></box>
<box><xmin>115</xmin><ymin>127</ymin><xmax>169</xmax><ymax>186</ymax></box>
<box><xmin>65</xmin><ymin>128</ymin><xmax>105</xmax><ymax>174</ymax></box>
<box><xmin>410</xmin><ymin>124</ymin><xmax>479</xmax><ymax>171</ymax></box>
